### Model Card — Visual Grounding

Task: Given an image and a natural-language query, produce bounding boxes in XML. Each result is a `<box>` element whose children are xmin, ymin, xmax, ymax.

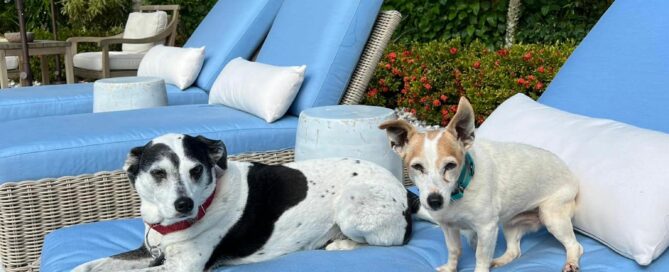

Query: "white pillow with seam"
<box><xmin>208</xmin><ymin>57</ymin><xmax>306</xmax><ymax>123</ymax></box>
<box><xmin>138</xmin><ymin>45</ymin><xmax>205</xmax><ymax>90</ymax></box>
<box><xmin>477</xmin><ymin>93</ymin><xmax>669</xmax><ymax>265</ymax></box>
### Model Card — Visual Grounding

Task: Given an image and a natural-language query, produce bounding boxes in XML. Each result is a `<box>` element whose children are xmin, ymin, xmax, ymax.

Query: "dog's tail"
<box><xmin>403</xmin><ymin>190</ymin><xmax>436</xmax><ymax>244</ymax></box>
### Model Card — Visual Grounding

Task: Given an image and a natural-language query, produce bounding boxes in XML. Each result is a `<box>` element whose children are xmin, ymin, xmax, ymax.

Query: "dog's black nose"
<box><xmin>174</xmin><ymin>197</ymin><xmax>194</xmax><ymax>213</ymax></box>
<box><xmin>427</xmin><ymin>193</ymin><xmax>444</xmax><ymax>210</ymax></box>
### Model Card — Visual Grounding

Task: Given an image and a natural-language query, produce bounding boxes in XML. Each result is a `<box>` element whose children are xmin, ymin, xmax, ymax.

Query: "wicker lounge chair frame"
<box><xmin>0</xmin><ymin>10</ymin><xmax>402</xmax><ymax>272</ymax></box>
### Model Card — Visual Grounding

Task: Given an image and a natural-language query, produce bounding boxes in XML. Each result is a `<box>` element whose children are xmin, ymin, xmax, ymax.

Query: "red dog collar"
<box><xmin>148</xmin><ymin>190</ymin><xmax>216</xmax><ymax>235</ymax></box>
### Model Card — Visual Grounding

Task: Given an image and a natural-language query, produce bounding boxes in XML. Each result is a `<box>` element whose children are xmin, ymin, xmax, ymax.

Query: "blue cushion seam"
<box><xmin>199</xmin><ymin>1</ymin><xmax>276</xmax><ymax>91</ymax></box>
<box><xmin>303</xmin><ymin>1</ymin><xmax>363</xmax><ymax>111</ymax></box>
<box><xmin>0</xmin><ymin>127</ymin><xmax>296</xmax><ymax>159</ymax></box>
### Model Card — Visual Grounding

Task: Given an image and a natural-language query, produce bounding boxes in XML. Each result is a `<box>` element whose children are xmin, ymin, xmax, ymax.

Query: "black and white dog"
<box><xmin>74</xmin><ymin>133</ymin><xmax>428</xmax><ymax>272</ymax></box>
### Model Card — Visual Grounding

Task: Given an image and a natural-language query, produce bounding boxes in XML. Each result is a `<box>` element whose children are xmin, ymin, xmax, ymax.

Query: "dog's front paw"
<box><xmin>72</xmin><ymin>258</ymin><xmax>106</xmax><ymax>272</ymax></box>
<box><xmin>72</xmin><ymin>263</ymin><xmax>95</xmax><ymax>272</ymax></box>
<box><xmin>435</xmin><ymin>263</ymin><xmax>457</xmax><ymax>272</ymax></box>
<box><xmin>562</xmin><ymin>263</ymin><xmax>579</xmax><ymax>272</ymax></box>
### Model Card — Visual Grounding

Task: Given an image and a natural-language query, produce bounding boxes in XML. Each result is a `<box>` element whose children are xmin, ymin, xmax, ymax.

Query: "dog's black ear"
<box><xmin>379</xmin><ymin>119</ymin><xmax>416</xmax><ymax>156</ymax></box>
<box><xmin>447</xmin><ymin>97</ymin><xmax>476</xmax><ymax>149</ymax></box>
<box><xmin>195</xmin><ymin>135</ymin><xmax>228</xmax><ymax>170</ymax></box>
<box><xmin>124</xmin><ymin>145</ymin><xmax>146</xmax><ymax>185</ymax></box>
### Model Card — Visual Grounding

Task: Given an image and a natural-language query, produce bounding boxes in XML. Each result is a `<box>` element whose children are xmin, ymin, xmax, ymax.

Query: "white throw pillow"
<box><xmin>476</xmin><ymin>93</ymin><xmax>669</xmax><ymax>265</ymax></box>
<box><xmin>138</xmin><ymin>45</ymin><xmax>205</xmax><ymax>90</ymax></box>
<box><xmin>208</xmin><ymin>57</ymin><xmax>306</xmax><ymax>123</ymax></box>
<box><xmin>122</xmin><ymin>11</ymin><xmax>168</xmax><ymax>53</ymax></box>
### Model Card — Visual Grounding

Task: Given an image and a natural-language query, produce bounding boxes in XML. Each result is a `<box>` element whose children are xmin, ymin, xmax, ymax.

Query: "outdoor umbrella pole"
<box><xmin>15</xmin><ymin>0</ymin><xmax>33</xmax><ymax>86</ymax></box>
<box><xmin>50</xmin><ymin>0</ymin><xmax>62</xmax><ymax>82</ymax></box>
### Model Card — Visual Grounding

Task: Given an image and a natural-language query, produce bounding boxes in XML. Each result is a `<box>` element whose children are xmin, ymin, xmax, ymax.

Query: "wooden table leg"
<box><xmin>39</xmin><ymin>55</ymin><xmax>50</xmax><ymax>85</ymax></box>
<box><xmin>0</xmin><ymin>51</ymin><xmax>9</xmax><ymax>89</ymax></box>
<box><xmin>64</xmin><ymin>45</ymin><xmax>74</xmax><ymax>84</ymax></box>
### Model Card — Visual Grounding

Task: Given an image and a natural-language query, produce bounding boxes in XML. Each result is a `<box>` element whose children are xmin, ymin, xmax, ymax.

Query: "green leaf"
<box><xmin>541</xmin><ymin>6</ymin><xmax>550</xmax><ymax>16</ymax></box>
<box><xmin>471</xmin><ymin>1</ymin><xmax>480</xmax><ymax>15</ymax></box>
<box><xmin>466</xmin><ymin>25</ymin><xmax>475</xmax><ymax>37</ymax></box>
<box><xmin>486</xmin><ymin>15</ymin><xmax>496</xmax><ymax>26</ymax></box>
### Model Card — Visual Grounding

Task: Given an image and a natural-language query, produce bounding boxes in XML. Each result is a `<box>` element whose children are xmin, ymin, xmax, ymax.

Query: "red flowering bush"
<box><xmin>364</xmin><ymin>39</ymin><xmax>574</xmax><ymax>126</ymax></box>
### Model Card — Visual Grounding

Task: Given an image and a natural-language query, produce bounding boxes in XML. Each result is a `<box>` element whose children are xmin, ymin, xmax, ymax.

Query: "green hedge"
<box><xmin>145</xmin><ymin>0</ymin><xmax>217</xmax><ymax>45</ymax></box>
<box><xmin>382</xmin><ymin>0</ymin><xmax>611</xmax><ymax>46</ymax></box>
<box><xmin>363</xmin><ymin>40</ymin><xmax>575</xmax><ymax>126</ymax></box>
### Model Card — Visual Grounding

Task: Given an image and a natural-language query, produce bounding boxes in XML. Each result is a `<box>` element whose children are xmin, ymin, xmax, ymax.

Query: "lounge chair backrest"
<box><xmin>539</xmin><ymin>0</ymin><xmax>669</xmax><ymax>133</ymax></box>
<box><xmin>256</xmin><ymin>0</ymin><xmax>383</xmax><ymax>116</ymax></box>
<box><xmin>185</xmin><ymin>0</ymin><xmax>284</xmax><ymax>91</ymax></box>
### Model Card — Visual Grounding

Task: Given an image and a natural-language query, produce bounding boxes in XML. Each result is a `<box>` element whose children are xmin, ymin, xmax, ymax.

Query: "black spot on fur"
<box><xmin>141</xmin><ymin>143</ymin><xmax>180</xmax><ymax>171</ymax></box>
<box><xmin>403</xmin><ymin>190</ymin><xmax>421</xmax><ymax>244</ymax></box>
<box><xmin>205</xmin><ymin>163</ymin><xmax>308</xmax><ymax>268</ymax></box>
<box><xmin>149</xmin><ymin>254</ymin><xmax>165</xmax><ymax>267</ymax></box>
<box><xmin>296</xmin><ymin>222</ymin><xmax>302</xmax><ymax>227</ymax></box>
<box><xmin>392</xmin><ymin>198</ymin><xmax>397</xmax><ymax>202</ymax></box>
<box><xmin>321</xmin><ymin>195</ymin><xmax>325</xmax><ymax>198</ymax></box>
<box><xmin>125</xmin><ymin>142</ymin><xmax>180</xmax><ymax>185</ymax></box>
<box><xmin>110</xmin><ymin>244</ymin><xmax>151</xmax><ymax>261</ymax></box>
<box><xmin>355</xmin><ymin>160</ymin><xmax>360</xmax><ymax>164</ymax></box>
<box><xmin>352</xmin><ymin>172</ymin><xmax>358</xmax><ymax>176</ymax></box>
<box><xmin>258</xmin><ymin>252</ymin><xmax>265</xmax><ymax>255</ymax></box>
<box><xmin>110</xmin><ymin>244</ymin><xmax>164</xmax><ymax>267</ymax></box>
<box><xmin>183</xmin><ymin>135</ymin><xmax>227</xmax><ymax>185</ymax></box>
<box><xmin>350</xmin><ymin>196</ymin><xmax>355</xmax><ymax>200</ymax></box>
<box><xmin>406</xmin><ymin>190</ymin><xmax>421</xmax><ymax>214</ymax></box>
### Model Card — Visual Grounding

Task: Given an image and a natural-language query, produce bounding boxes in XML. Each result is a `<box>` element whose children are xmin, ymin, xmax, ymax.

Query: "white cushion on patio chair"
<box><xmin>122</xmin><ymin>11</ymin><xmax>168</xmax><ymax>53</ymax></box>
<box><xmin>5</xmin><ymin>56</ymin><xmax>18</xmax><ymax>70</ymax></box>
<box><xmin>73</xmin><ymin>51</ymin><xmax>145</xmax><ymax>71</ymax></box>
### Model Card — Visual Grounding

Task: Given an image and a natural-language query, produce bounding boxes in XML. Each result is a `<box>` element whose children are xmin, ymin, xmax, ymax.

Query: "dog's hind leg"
<box><xmin>333</xmin><ymin>184</ymin><xmax>407</xmax><ymax>248</ymax></box>
<box><xmin>539</xmin><ymin>199</ymin><xmax>583</xmax><ymax>272</ymax></box>
<box><xmin>325</xmin><ymin>239</ymin><xmax>362</xmax><ymax>250</ymax></box>
<box><xmin>491</xmin><ymin>211</ymin><xmax>542</xmax><ymax>268</ymax></box>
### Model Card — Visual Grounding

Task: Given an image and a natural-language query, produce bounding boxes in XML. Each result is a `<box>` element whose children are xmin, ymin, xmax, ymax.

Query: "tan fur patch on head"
<box><xmin>403</xmin><ymin>130</ymin><xmax>464</xmax><ymax>167</ymax></box>
<box><xmin>403</xmin><ymin>133</ymin><xmax>425</xmax><ymax>165</ymax></box>
<box><xmin>438</xmin><ymin>130</ymin><xmax>464</xmax><ymax>164</ymax></box>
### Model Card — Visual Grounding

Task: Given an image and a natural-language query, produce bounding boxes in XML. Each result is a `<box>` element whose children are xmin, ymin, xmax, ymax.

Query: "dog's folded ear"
<box><xmin>447</xmin><ymin>97</ymin><xmax>476</xmax><ymax>149</ymax></box>
<box><xmin>195</xmin><ymin>135</ymin><xmax>228</xmax><ymax>170</ymax></box>
<box><xmin>124</xmin><ymin>144</ymin><xmax>146</xmax><ymax>185</ymax></box>
<box><xmin>379</xmin><ymin>119</ymin><xmax>416</xmax><ymax>156</ymax></box>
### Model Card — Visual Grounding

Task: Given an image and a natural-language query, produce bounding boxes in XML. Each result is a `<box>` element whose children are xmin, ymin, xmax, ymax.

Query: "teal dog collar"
<box><xmin>450</xmin><ymin>152</ymin><xmax>475</xmax><ymax>201</ymax></box>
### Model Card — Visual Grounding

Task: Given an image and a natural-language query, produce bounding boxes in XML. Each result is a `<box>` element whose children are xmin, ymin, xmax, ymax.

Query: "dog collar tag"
<box><xmin>451</xmin><ymin>152</ymin><xmax>475</xmax><ymax>201</ymax></box>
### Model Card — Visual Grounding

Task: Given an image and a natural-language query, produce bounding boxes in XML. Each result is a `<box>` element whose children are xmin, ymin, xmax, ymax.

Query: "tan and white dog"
<box><xmin>380</xmin><ymin>97</ymin><xmax>582</xmax><ymax>272</ymax></box>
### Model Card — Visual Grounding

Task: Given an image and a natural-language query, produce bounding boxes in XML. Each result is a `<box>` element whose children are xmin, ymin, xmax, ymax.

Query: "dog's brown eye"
<box><xmin>150</xmin><ymin>169</ymin><xmax>166</xmax><ymax>180</ymax></box>
<box><xmin>190</xmin><ymin>165</ymin><xmax>203</xmax><ymax>180</ymax></box>
<box><xmin>443</xmin><ymin>162</ymin><xmax>457</xmax><ymax>175</ymax></box>
<box><xmin>411</xmin><ymin>163</ymin><xmax>425</xmax><ymax>173</ymax></box>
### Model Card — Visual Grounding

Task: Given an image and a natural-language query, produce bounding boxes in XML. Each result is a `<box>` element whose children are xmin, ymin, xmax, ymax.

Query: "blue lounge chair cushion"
<box><xmin>0</xmin><ymin>83</ymin><xmax>208</xmax><ymax>122</ymax></box>
<box><xmin>185</xmin><ymin>0</ymin><xmax>284</xmax><ymax>91</ymax></box>
<box><xmin>0</xmin><ymin>104</ymin><xmax>297</xmax><ymax>183</ymax></box>
<box><xmin>0</xmin><ymin>0</ymin><xmax>283</xmax><ymax>123</ymax></box>
<box><xmin>41</xmin><ymin>188</ymin><xmax>669</xmax><ymax>271</ymax></box>
<box><xmin>539</xmin><ymin>0</ymin><xmax>669</xmax><ymax>133</ymax></box>
<box><xmin>256</xmin><ymin>0</ymin><xmax>382</xmax><ymax>116</ymax></box>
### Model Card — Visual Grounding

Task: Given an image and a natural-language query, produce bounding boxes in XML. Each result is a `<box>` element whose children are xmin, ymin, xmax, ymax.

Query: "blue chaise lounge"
<box><xmin>39</xmin><ymin>0</ymin><xmax>669</xmax><ymax>271</ymax></box>
<box><xmin>0</xmin><ymin>0</ymin><xmax>400</xmax><ymax>270</ymax></box>
<box><xmin>0</xmin><ymin>0</ymin><xmax>284</xmax><ymax>122</ymax></box>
